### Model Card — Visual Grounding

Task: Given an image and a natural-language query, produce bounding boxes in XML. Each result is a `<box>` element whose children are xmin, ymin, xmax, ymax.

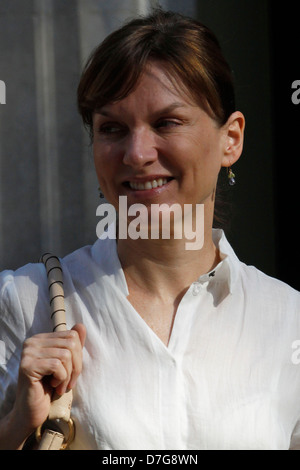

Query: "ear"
<box><xmin>221</xmin><ymin>111</ymin><xmax>245</xmax><ymax>167</ymax></box>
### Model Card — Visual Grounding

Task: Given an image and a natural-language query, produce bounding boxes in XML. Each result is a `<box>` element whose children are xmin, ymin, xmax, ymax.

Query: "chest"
<box><xmin>126</xmin><ymin>292</ymin><xmax>178</xmax><ymax>346</ymax></box>
<box><xmin>67</xmin><ymin>278</ymin><xmax>300</xmax><ymax>449</ymax></box>
<box><xmin>72</xmin><ymin>334</ymin><xmax>297</xmax><ymax>450</ymax></box>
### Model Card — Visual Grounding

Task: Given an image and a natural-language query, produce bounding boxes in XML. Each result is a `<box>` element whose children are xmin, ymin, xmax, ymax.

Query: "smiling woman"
<box><xmin>0</xmin><ymin>8</ymin><xmax>300</xmax><ymax>451</ymax></box>
<box><xmin>78</xmin><ymin>9</ymin><xmax>236</xmax><ymax>228</ymax></box>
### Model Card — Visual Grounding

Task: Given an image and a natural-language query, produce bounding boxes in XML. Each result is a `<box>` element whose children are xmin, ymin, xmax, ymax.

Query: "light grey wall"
<box><xmin>0</xmin><ymin>0</ymin><xmax>197</xmax><ymax>270</ymax></box>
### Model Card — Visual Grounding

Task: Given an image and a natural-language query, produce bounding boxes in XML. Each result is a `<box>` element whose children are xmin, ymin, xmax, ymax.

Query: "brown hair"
<box><xmin>77</xmin><ymin>8</ymin><xmax>237</xmax><ymax>228</ymax></box>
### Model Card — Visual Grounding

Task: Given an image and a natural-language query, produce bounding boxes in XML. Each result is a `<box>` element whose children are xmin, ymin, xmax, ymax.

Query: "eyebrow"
<box><xmin>95</xmin><ymin>102</ymin><xmax>187</xmax><ymax>118</ymax></box>
<box><xmin>152</xmin><ymin>102</ymin><xmax>187</xmax><ymax>116</ymax></box>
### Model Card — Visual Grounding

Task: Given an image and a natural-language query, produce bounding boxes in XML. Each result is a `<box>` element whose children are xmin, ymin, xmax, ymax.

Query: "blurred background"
<box><xmin>0</xmin><ymin>0</ymin><xmax>299</xmax><ymax>290</ymax></box>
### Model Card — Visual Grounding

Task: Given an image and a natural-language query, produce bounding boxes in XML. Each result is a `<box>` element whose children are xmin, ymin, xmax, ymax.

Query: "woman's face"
<box><xmin>92</xmin><ymin>62</ymin><xmax>241</xmax><ymax>214</ymax></box>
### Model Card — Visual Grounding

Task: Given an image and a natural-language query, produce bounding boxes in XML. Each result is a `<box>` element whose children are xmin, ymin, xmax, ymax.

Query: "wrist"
<box><xmin>0</xmin><ymin>407</ymin><xmax>34</xmax><ymax>450</ymax></box>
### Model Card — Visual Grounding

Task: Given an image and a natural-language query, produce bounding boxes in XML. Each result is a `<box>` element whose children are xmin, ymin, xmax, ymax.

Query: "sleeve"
<box><xmin>0</xmin><ymin>263</ymin><xmax>50</xmax><ymax>420</ymax></box>
<box><xmin>0</xmin><ymin>271</ymin><xmax>26</xmax><ymax>419</ymax></box>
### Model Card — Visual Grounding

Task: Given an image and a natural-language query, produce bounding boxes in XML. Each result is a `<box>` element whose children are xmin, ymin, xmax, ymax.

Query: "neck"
<box><xmin>117</xmin><ymin>222</ymin><xmax>220</xmax><ymax>300</ymax></box>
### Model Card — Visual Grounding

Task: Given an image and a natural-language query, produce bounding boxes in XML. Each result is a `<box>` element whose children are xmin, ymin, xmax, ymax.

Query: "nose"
<box><xmin>122</xmin><ymin>128</ymin><xmax>158</xmax><ymax>168</ymax></box>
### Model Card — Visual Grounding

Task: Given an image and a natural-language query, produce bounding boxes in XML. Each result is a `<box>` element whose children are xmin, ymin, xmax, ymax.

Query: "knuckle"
<box><xmin>50</xmin><ymin>358</ymin><xmax>62</xmax><ymax>370</ymax></box>
<box><xmin>50</xmin><ymin>358</ymin><xmax>67</xmax><ymax>380</ymax></box>
<box><xmin>68</xmin><ymin>339</ymin><xmax>77</xmax><ymax>352</ymax></box>
<box><xmin>22</xmin><ymin>333</ymin><xmax>46</xmax><ymax>351</ymax></box>
<box><xmin>60</xmin><ymin>348</ymin><xmax>72</xmax><ymax>362</ymax></box>
<box><xmin>67</xmin><ymin>330</ymin><xmax>78</xmax><ymax>340</ymax></box>
<box><xmin>64</xmin><ymin>331</ymin><xmax>78</xmax><ymax>351</ymax></box>
<box><xmin>23</xmin><ymin>336</ymin><xmax>35</xmax><ymax>349</ymax></box>
<box><xmin>21</xmin><ymin>338</ymin><xmax>37</xmax><ymax>360</ymax></box>
<box><xmin>19</xmin><ymin>355</ymin><xmax>31</xmax><ymax>373</ymax></box>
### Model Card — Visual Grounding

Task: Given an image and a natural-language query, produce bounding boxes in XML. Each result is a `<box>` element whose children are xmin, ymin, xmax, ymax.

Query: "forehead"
<box><xmin>97</xmin><ymin>61</ymin><xmax>198</xmax><ymax>114</ymax></box>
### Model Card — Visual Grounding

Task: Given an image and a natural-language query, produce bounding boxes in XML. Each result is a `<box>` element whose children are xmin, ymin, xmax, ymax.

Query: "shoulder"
<box><xmin>0</xmin><ymin>262</ymin><xmax>47</xmax><ymax>309</ymax></box>
<box><xmin>0</xmin><ymin>243</ymin><xmax>95</xmax><ymax>331</ymax></box>
<box><xmin>216</xmin><ymin>230</ymin><xmax>299</xmax><ymax>310</ymax></box>
<box><xmin>238</xmin><ymin>261</ymin><xmax>300</xmax><ymax>311</ymax></box>
<box><xmin>62</xmin><ymin>237</ymin><xmax>116</xmax><ymax>272</ymax></box>
<box><xmin>0</xmin><ymin>261</ymin><xmax>51</xmax><ymax>335</ymax></box>
<box><xmin>0</xmin><ymin>241</ymin><xmax>99</xmax><ymax>297</ymax></box>
<box><xmin>0</xmin><ymin>237</ymin><xmax>120</xmax><ymax>318</ymax></box>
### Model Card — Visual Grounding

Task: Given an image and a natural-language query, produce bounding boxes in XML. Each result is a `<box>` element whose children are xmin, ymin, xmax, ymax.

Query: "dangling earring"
<box><xmin>98</xmin><ymin>186</ymin><xmax>104</xmax><ymax>198</ymax></box>
<box><xmin>227</xmin><ymin>167</ymin><xmax>236</xmax><ymax>186</ymax></box>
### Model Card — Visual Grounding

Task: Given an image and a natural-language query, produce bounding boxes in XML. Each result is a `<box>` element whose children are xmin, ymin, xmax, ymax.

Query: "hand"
<box><xmin>13</xmin><ymin>323</ymin><xmax>86</xmax><ymax>438</ymax></box>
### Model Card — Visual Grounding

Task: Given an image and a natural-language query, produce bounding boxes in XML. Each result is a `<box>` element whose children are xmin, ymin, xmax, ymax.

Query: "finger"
<box><xmin>22</xmin><ymin>326</ymin><xmax>86</xmax><ymax>392</ymax></box>
<box><xmin>20</xmin><ymin>356</ymin><xmax>68</xmax><ymax>386</ymax></box>
<box><xmin>46</xmin><ymin>347</ymin><xmax>73</xmax><ymax>392</ymax></box>
<box><xmin>23</xmin><ymin>336</ymin><xmax>78</xmax><ymax>393</ymax></box>
<box><xmin>37</xmin><ymin>328</ymin><xmax>85</xmax><ymax>391</ymax></box>
<box><xmin>71</xmin><ymin>323</ymin><xmax>86</xmax><ymax>348</ymax></box>
<box><xmin>67</xmin><ymin>325</ymin><xmax>86</xmax><ymax>389</ymax></box>
<box><xmin>30</xmin><ymin>324</ymin><xmax>86</xmax><ymax>348</ymax></box>
<box><xmin>26</xmin><ymin>330</ymin><xmax>83</xmax><ymax>353</ymax></box>
<box><xmin>44</xmin><ymin>332</ymin><xmax>81</xmax><ymax>392</ymax></box>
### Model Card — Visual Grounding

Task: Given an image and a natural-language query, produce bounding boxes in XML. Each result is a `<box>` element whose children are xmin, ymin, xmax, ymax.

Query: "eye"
<box><xmin>155</xmin><ymin>119</ymin><xmax>181</xmax><ymax>130</ymax></box>
<box><xmin>98</xmin><ymin>122</ymin><xmax>125</xmax><ymax>135</ymax></box>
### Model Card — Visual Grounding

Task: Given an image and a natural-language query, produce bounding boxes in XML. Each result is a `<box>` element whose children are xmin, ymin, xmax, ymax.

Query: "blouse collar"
<box><xmin>91</xmin><ymin>228</ymin><xmax>241</xmax><ymax>297</ymax></box>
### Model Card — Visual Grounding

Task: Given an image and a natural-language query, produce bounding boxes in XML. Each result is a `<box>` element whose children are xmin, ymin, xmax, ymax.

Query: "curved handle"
<box><xmin>37</xmin><ymin>253</ymin><xmax>75</xmax><ymax>450</ymax></box>
<box><xmin>40</xmin><ymin>253</ymin><xmax>67</xmax><ymax>332</ymax></box>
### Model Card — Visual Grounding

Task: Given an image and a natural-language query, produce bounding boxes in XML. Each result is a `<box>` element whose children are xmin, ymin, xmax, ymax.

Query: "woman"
<box><xmin>0</xmin><ymin>9</ymin><xmax>299</xmax><ymax>450</ymax></box>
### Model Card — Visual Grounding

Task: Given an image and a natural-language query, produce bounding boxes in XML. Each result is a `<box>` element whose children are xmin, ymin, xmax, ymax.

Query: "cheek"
<box><xmin>182</xmin><ymin>134</ymin><xmax>223</xmax><ymax>197</ymax></box>
<box><xmin>93</xmin><ymin>143</ymin><xmax>115</xmax><ymax>179</ymax></box>
<box><xmin>198</xmin><ymin>129</ymin><xmax>223</xmax><ymax>167</ymax></box>
<box><xmin>93</xmin><ymin>144</ymin><xmax>122</xmax><ymax>207</ymax></box>
<box><xmin>186</xmin><ymin>135</ymin><xmax>221</xmax><ymax>174</ymax></box>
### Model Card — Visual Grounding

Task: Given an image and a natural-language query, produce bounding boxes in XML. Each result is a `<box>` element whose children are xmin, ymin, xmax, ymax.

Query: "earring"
<box><xmin>98</xmin><ymin>186</ymin><xmax>104</xmax><ymax>198</ymax></box>
<box><xmin>227</xmin><ymin>167</ymin><xmax>236</xmax><ymax>186</ymax></box>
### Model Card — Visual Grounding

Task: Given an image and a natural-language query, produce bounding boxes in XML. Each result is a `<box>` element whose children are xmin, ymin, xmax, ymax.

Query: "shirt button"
<box><xmin>192</xmin><ymin>282</ymin><xmax>201</xmax><ymax>295</ymax></box>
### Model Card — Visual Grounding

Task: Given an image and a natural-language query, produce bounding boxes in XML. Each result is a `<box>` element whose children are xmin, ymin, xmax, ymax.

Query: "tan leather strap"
<box><xmin>37</xmin><ymin>430</ymin><xmax>64</xmax><ymax>450</ymax></box>
<box><xmin>36</xmin><ymin>253</ymin><xmax>75</xmax><ymax>450</ymax></box>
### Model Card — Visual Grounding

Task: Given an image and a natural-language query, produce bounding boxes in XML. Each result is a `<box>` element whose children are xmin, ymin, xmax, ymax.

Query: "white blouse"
<box><xmin>0</xmin><ymin>229</ymin><xmax>300</xmax><ymax>450</ymax></box>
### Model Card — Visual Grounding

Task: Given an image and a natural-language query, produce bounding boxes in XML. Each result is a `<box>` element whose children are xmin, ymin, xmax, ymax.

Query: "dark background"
<box><xmin>270</xmin><ymin>2</ymin><xmax>300</xmax><ymax>290</ymax></box>
<box><xmin>195</xmin><ymin>0</ymin><xmax>299</xmax><ymax>290</ymax></box>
